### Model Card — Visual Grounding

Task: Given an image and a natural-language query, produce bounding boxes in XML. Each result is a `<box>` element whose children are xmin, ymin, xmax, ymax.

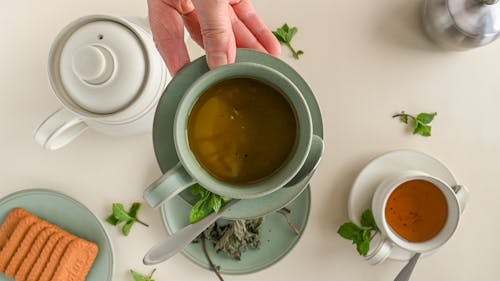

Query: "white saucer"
<box><xmin>347</xmin><ymin>149</ymin><xmax>457</xmax><ymax>261</ymax></box>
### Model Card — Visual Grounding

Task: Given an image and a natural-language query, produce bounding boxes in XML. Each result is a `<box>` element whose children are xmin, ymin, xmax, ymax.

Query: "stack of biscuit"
<box><xmin>0</xmin><ymin>208</ymin><xmax>98</xmax><ymax>281</ymax></box>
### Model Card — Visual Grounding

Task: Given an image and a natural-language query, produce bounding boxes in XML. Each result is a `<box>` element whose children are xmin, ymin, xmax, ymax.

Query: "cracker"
<box><xmin>51</xmin><ymin>238</ymin><xmax>99</xmax><ymax>281</ymax></box>
<box><xmin>37</xmin><ymin>232</ymin><xmax>75</xmax><ymax>281</ymax></box>
<box><xmin>25</xmin><ymin>230</ymin><xmax>66</xmax><ymax>281</ymax></box>
<box><xmin>13</xmin><ymin>225</ymin><xmax>59</xmax><ymax>281</ymax></box>
<box><xmin>0</xmin><ymin>208</ymin><xmax>31</xmax><ymax>251</ymax></box>
<box><xmin>0</xmin><ymin>214</ymin><xmax>38</xmax><ymax>272</ymax></box>
<box><xmin>4</xmin><ymin>221</ymin><xmax>52</xmax><ymax>277</ymax></box>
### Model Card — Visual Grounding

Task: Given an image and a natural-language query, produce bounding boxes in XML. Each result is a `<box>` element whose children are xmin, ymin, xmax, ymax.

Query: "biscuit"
<box><xmin>0</xmin><ymin>208</ymin><xmax>31</xmax><ymax>251</ymax></box>
<box><xmin>25</xmin><ymin>230</ymin><xmax>66</xmax><ymax>281</ymax></box>
<box><xmin>51</xmin><ymin>238</ymin><xmax>99</xmax><ymax>281</ymax></box>
<box><xmin>37</xmin><ymin>233</ymin><xmax>75</xmax><ymax>281</ymax></box>
<box><xmin>4</xmin><ymin>221</ymin><xmax>52</xmax><ymax>277</ymax></box>
<box><xmin>0</xmin><ymin>214</ymin><xmax>38</xmax><ymax>272</ymax></box>
<box><xmin>13</xmin><ymin>225</ymin><xmax>59</xmax><ymax>281</ymax></box>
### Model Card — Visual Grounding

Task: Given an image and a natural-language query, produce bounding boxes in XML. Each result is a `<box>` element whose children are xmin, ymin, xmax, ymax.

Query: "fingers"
<box><xmin>148</xmin><ymin>0</ymin><xmax>190</xmax><ymax>75</ymax></box>
<box><xmin>191</xmin><ymin>0</ymin><xmax>236</xmax><ymax>69</ymax></box>
<box><xmin>228</xmin><ymin>8</ymin><xmax>266</xmax><ymax>52</ymax></box>
<box><xmin>182</xmin><ymin>10</ymin><xmax>204</xmax><ymax>48</ymax></box>
<box><xmin>231</xmin><ymin>0</ymin><xmax>281</xmax><ymax>57</ymax></box>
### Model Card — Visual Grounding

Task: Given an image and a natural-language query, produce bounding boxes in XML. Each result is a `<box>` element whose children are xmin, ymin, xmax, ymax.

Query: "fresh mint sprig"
<box><xmin>131</xmin><ymin>269</ymin><xmax>156</xmax><ymax>281</ymax></box>
<box><xmin>189</xmin><ymin>184</ymin><xmax>231</xmax><ymax>224</ymax></box>
<box><xmin>106</xmin><ymin>202</ymin><xmax>148</xmax><ymax>236</ymax></box>
<box><xmin>338</xmin><ymin>209</ymin><xmax>379</xmax><ymax>256</ymax></box>
<box><xmin>393</xmin><ymin>111</ymin><xmax>437</xmax><ymax>137</ymax></box>
<box><xmin>273</xmin><ymin>23</ymin><xmax>304</xmax><ymax>59</ymax></box>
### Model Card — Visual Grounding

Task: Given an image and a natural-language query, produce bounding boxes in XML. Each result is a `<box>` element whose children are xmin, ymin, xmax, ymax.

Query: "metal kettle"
<box><xmin>423</xmin><ymin>0</ymin><xmax>500</xmax><ymax>50</ymax></box>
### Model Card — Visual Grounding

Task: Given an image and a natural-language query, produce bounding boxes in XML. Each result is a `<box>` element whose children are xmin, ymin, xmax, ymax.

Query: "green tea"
<box><xmin>187</xmin><ymin>78</ymin><xmax>297</xmax><ymax>184</ymax></box>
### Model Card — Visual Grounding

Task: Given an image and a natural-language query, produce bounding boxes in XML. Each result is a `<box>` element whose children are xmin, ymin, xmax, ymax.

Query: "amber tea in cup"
<box><xmin>385</xmin><ymin>179</ymin><xmax>448</xmax><ymax>242</ymax></box>
<box><xmin>187</xmin><ymin>77</ymin><xmax>297</xmax><ymax>184</ymax></box>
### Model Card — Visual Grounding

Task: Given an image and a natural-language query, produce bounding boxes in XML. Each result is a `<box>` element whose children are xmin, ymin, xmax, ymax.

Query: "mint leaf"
<box><xmin>106</xmin><ymin>215</ymin><xmax>119</xmax><ymax>226</ymax></box>
<box><xmin>420</xmin><ymin>124</ymin><xmax>432</xmax><ymax>136</ymax></box>
<box><xmin>400</xmin><ymin>114</ymin><xmax>408</xmax><ymax>124</ymax></box>
<box><xmin>360</xmin><ymin>209</ymin><xmax>378</xmax><ymax>230</ymax></box>
<box><xmin>129</xmin><ymin>202</ymin><xmax>141</xmax><ymax>219</ymax></box>
<box><xmin>190</xmin><ymin>195</ymin><xmax>212</xmax><ymax>223</ymax></box>
<box><xmin>210</xmin><ymin>194</ymin><xmax>223</xmax><ymax>213</ymax></box>
<box><xmin>122</xmin><ymin>220</ymin><xmax>134</xmax><ymax>236</ymax></box>
<box><xmin>338</xmin><ymin>222</ymin><xmax>362</xmax><ymax>240</ymax></box>
<box><xmin>357</xmin><ymin>239</ymin><xmax>370</xmax><ymax>256</ymax></box>
<box><xmin>286</xmin><ymin>27</ymin><xmax>298</xmax><ymax>42</ymax></box>
<box><xmin>416</xmin><ymin>112</ymin><xmax>437</xmax><ymax>124</ymax></box>
<box><xmin>273</xmin><ymin>23</ymin><xmax>303</xmax><ymax>60</ymax></box>
<box><xmin>131</xmin><ymin>270</ymin><xmax>155</xmax><ymax>281</ymax></box>
<box><xmin>112</xmin><ymin>203</ymin><xmax>132</xmax><ymax>222</ymax></box>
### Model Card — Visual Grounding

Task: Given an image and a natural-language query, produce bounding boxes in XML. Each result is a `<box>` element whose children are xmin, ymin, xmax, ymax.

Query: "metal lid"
<box><xmin>52</xmin><ymin>19</ymin><xmax>147</xmax><ymax>114</ymax></box>
<box><xmin>449</xmin><ymin>0</ymin><xmax>500</xmax><ymax>36</ymax></box>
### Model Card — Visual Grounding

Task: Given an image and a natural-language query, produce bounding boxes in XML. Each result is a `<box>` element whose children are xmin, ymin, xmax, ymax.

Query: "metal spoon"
<box><xmin>143</xmin><ymin>135</ymin><xmax>324</xmax><ymax>265</ymax></box>
<box><xmin>394</xmin><ymin>253</ymin><xmax>421</xmax><ymax>281</ymax></box>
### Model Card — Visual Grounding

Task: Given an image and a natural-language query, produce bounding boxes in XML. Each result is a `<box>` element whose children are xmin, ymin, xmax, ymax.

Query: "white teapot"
<box><xmin>35</xmin><ymin>15</ymin><xmax>171</xmax><ymax>150</ymax></box>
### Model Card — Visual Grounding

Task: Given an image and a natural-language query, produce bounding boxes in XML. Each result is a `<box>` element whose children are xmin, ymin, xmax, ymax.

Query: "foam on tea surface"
<box><xmin>187</xmin><ymin>78</ymin><xmax>297</xmax><ymax>184</ymax></box>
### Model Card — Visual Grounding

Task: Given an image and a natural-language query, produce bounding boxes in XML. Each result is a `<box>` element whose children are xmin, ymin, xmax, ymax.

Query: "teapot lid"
<box><xmin>449</xmin><ymin>0</ymin><xmax>500</xmax><ymax>36</ymax></box>
<box><xmin>50</xmin><ymin>19</ymin><xmax>147</xmax><ymax>114</ymax></box>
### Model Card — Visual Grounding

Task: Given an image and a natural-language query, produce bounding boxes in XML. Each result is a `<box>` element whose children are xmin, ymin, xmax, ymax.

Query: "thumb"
<box><xmin>192</xmin><ymin>0</ymin><xmax>236</xmax><ymax>69</ymax></box>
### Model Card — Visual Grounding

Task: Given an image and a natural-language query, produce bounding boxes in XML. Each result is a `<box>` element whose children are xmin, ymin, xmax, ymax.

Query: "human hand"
<box><xmin>147</xmin><ymin>0</ymin><xmax>281</xmax><ymax>75</ymax></box>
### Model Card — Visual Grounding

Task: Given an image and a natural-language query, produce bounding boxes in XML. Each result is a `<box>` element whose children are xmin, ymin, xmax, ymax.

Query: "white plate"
<box><xmin>347</xmin><ymin>149</ymin><xmax>457</xmax><ymax>261</ymax></box>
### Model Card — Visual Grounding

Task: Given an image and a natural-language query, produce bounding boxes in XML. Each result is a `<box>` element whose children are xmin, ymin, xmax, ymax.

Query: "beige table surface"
<box><xmin>1</xmin><ymin>0</ymin><xmax>499</xmax><ymax>280</ymax></box>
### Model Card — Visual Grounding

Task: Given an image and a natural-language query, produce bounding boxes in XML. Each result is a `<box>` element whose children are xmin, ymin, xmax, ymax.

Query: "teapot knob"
<box><xmin>72</xmin><ymin>45</ymin><xmax>114</xmax><ymax>85</ymax></box>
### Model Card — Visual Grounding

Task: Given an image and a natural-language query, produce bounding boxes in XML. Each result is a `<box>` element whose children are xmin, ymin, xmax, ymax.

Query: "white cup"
<box><xmin>366</xmin><ymin>170</ymin><xmax>469</xmax><ymax>265</ymax></box>
<box><xmin>35</xmin><ymin>15</ymin><xmax>171</xmax><ymax>150</ymax></box>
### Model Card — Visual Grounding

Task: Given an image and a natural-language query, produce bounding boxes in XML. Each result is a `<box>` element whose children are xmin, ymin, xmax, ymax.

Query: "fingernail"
<box><xmin>207</xmin><ymin>52</ymin><xmax>227</xmax><ymax>69</ymax></box>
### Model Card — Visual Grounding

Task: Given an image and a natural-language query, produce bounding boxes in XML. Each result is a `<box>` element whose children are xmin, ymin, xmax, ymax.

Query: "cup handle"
<box><xmin>144</xmin><ymin>162</ymin><xmax>195</xmax><ymax>208</ymax></box>
<box><xmin>452</xmin><ymin>184</ymin><xmax>469</xmax><ymax>214</ymax></box>
<box><xmin>365</xmin><ymin>234</ymin><xmax>393</xmax><ymax>265</ymax></box>
<box><xmin>34</xmin><ymin>108</ymin><xmax>88</xmax><ymax>150</ymax></box>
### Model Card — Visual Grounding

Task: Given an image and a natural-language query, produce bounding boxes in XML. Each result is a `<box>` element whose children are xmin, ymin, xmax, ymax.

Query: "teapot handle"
<box><xmin>34</xmin><ymin>108</ymin><xmax>88</xmax><ymax>150</ymax></box>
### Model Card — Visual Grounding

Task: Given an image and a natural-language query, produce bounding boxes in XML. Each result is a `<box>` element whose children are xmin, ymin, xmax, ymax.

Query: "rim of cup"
<box><xmin>372</xmin><ymin>171</ymin><xmax>461</xmax><ymax>254</ymax></box>
<box><xmin>172</xmin><ymin>62</ymin><xmax>313</xmax><ymax>199</ymax></box>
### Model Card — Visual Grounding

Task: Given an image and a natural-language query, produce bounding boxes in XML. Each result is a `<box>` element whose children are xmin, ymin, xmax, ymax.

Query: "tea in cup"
<box><xmin>367</xmin><ymin>170</ymin><xmax>469</xmax><ymax>265</ymax></box>
<box><xmin>144</xmin><ymin>62</ymin><xmax>320</xmax><ymax>208</ymax></box>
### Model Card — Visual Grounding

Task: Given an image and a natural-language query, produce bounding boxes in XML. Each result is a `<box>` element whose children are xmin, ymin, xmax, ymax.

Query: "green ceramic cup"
<box><xmin>144</xmin><ymin>62</ymin><xmax>313</xmax><ymax>208</ymax></box>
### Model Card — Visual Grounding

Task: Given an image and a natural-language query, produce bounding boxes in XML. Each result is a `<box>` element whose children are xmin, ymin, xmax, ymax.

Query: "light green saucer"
<box><xmin>153</xmin><ymin>49</ymin><xmax>323</xmax><ymax>219</ymax></box>
<box><xmin>161</xmin><ymin>186</ymin><xmax>311</xmax><ymax>275</ymax></box>
<box><xmin>0</xmin><ymin>189</ymin><xmax>114</xmax><ymax>281</ymax></box>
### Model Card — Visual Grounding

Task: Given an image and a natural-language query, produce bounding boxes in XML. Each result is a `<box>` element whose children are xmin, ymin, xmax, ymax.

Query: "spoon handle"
<box><xmin>394</xmin><ymin>253</ymin><xmax>421</xmax><ymax>281</ymax></box>
<box><xmin>143</xmin><ymin>199</ymin><xmax>240</xmax><ymax>265</ymax></box>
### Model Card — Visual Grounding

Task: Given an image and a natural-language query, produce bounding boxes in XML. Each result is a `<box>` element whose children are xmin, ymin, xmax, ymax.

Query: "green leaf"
<box><xmin>128</xmin><ymin>202</ymin><xmax>141</xmax><ymax>219</ymax></box>
<box><xmin>337</xmin><ymin>222</ymin><xmax>362</xmax><ymax>240</ymax></box>
<box><xmin>360</xmin><ymin>209</ymin><xmax>378</xmax><ymax>230</ymax></box>
<box><xmin>356</xmin><ymin>239</ymin><xmax>370</xmax><ymax>256</ymax></box>
<box><xmin>296</xmin><ymin>50</ymin><xmax>304</xmax><ymax>56</ymax></box>
<box><xmin>131</xmin><ymin>270</ymin><xmax>151</xmax><ymax>281</ymax></box>
<box><xmin>272</xmin><ymin>31</ymin><xmax>287</xmax><ymax>43</ymax></box>
<box><xmin>362</xmin><ymin>229</ymin><xmax>372</xmax><ymax>241</ymax></box>
<box><xmin>210</xmin><ymin>194</ymin><xmax>223</xmax><ymax>213</ymax></box>
<box><xmin>106</xmin><ymin>215</ymin><xmax>119</xmax><ymax>226</ymax></box>
<box><xmin>189</xmin><ymin>196</ymin><xmax>213</xmax><ymax>224</ymax></box>
<box><xmin>400</xmin><ymin>114</ymin><xmax>408</xmax><ymax>124</ymax></box>
<box><xmin>412</xmin><ymin>120</ymin><xmax>422</xmax><ymax>134</ymax></box>
<box><xmin>112</xmin><ymin>203</ymin><xmax>132</xmax><ymax>222</ymax></box>
<box><xmin>282</xmin><ymin>23</ymin><xmax>290</xmax><ymax>32</ymax></box>
<box><xmin>416</xmin><ymin>112</ymin><xmax>437</xmax><ymax>124</ymax></box>
<box><xmin>122</xmin><ymin>220</ymin><xmax>135</xmax><ymax>236</ymax></box>
<box><xmin>286</xmin><ymin>27</ymin><xmax>298</xmax><ymax>42</ymax></box>
<box><xmin>419</xmin><ymin>124</ymin><xmax>432</xmax><ymax>137</ymax></box>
